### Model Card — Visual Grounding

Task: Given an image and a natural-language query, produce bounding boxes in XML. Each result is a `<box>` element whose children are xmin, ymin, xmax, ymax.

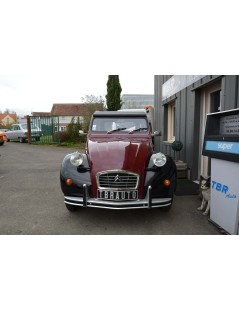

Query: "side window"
<box><xmin>167</xmin><ymin>101</ymin><xmax>176</xmax><ymax>141</ymax></box>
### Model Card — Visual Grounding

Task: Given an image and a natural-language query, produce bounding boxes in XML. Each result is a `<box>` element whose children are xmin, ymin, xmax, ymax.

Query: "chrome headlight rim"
<box><xmin>152</xmin><ymin>152</ymin><xmax>167</xmax><ymax>167</ymax></box>
<box><xmin>70</xmin><ymin>151</ymin><xmax>84</xmax><ymax>166</ymax></box>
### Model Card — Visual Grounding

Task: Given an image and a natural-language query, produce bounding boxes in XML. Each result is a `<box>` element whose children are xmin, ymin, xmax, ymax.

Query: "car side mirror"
<box><xmin>152</xmin><ymin>130</ymin><xmax>161</xmax><ymax>136</ymax></box>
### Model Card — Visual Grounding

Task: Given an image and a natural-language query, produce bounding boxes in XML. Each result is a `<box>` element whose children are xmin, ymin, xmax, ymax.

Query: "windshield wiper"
<box><xmin>128</xmin><ymin>127</ymin><xmax>148</xmax><ymax>134</ymax></box>
<box><xmin>107</xmin><ymin>127</ymin><xmax>127</xmax><ymax>134</ymax></box>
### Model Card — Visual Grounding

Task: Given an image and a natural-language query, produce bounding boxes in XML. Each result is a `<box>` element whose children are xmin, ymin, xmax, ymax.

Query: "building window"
<box><xmin>167</xmin><ymin>101</ymin><xmax>176</xmax><ymax>141</ymax></box>
<box><xmin>79</xmin><ymin>116</ymin><xmax>84</xmax><ymax>124</ymax></box>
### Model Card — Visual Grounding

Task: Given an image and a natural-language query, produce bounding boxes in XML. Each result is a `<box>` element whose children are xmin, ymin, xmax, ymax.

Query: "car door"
<box><xmin>11</xmin><ymin>125</ymin><xmax>17</xmax><ymax>139</ymax></box>
<box><xmin>12</xmin><ymin>125</ymin><xmax>19</xmax><ymax>139</ymax></box>
<box><xmin>7</xmin><ymin>125</ymin><xmax>15</xmax><ymax>139</ymax></box>
<box><xmin>11</xmin><ymin>125</ymin><xmax>21</xmax><ymax>140</ymax></box>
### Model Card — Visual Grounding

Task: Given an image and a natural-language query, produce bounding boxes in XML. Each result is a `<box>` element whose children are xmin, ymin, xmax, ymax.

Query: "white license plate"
<box><xmin>97</xmin><ymin>190</ymin><xmax>138</xmax><ymax>200</ymax></box>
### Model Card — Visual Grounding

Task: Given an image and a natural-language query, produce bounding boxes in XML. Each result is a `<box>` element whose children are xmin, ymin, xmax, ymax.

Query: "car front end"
<box><xmin>61</xmin><ymin>153</ymin><xmax>176</xmax><ymax>210</ymax></box>
<box><xmin>60</xmin><ymin>111</ymin><xmax>177</xmax><ymax>212</ymax></box>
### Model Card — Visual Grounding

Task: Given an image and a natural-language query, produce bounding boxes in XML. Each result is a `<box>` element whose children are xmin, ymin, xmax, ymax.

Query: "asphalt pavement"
<box><xmin>0</xmin><ymin>141</ymin><xmax>221</xmax><ymax>234</ymax></box>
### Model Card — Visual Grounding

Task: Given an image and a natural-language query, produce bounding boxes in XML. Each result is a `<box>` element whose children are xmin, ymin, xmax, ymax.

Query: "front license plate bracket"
<box><xmin>97</xmin><ymin>190</ymin><xmax>138</xmax><ymax>200</ymax></box>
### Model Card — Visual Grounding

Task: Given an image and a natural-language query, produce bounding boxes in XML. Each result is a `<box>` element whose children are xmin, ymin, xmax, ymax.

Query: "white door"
<box><xmin>200</xmin><ymin>81</ymin><xmax>221</xmax><ymax>176</ymax></box>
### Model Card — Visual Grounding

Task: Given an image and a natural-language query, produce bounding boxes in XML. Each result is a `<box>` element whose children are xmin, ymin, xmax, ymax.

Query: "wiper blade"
<box><xmin>129</xmin><ymin>127</ymin><xmax>148</xmax><ymax>134</ymax></box>
<box><xmin>107</xmin><ymin>127</ymin><xmax>127</xmax><ymax>134</ymax></box>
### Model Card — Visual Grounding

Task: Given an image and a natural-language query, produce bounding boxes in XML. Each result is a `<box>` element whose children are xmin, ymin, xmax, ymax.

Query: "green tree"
<box><xmin>67</xmin><ymin>116</ymin><xmax>83</xmax><ymax>143</ymax></box>
<box><xmin>106</xmin><ymin>75</ymin><xmax>122</xmax><ymax>111</ymax></box>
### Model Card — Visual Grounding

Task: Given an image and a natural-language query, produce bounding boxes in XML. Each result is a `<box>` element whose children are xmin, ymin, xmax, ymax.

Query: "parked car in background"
<box><xmin>6</xmin><ymin>123</ymin><xmax>42</xmax><ymax>143</ymax></box>
<box><xmin>60</xmin><ymin>110</ymin><xmax>177</xmax><ymax>212</ymax></box>
<box><xmin>0</xmin><ymin>130</ymin><xmax>8</xmax><ymax>146</ymax></box>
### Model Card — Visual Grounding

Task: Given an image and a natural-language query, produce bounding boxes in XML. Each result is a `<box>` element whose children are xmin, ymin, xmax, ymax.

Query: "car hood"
<box><xmin>87</xmin><ymin>136</ymin><xmax>153</xmax><ymax>197</ymax></box>
<box><xmin>88</xmin><ymin>137</ymin><xmax>152</xmax><ymax>173</ymax></box>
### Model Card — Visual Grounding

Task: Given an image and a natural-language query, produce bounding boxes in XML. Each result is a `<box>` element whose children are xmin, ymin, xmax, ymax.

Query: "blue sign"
<box><xmin>212</xmin><ymin>179</ymin><xmax>237</xmax><ymax>199</ymax></box>
<box><xmin>205</xmin><ymin>141</ymin><xmax>239</xmax><ymax>155</ymax></box>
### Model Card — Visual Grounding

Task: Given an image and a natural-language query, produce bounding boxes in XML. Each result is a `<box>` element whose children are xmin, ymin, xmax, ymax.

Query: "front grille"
<box><xmin>97</xmin><ymin>170</ymin><xmax>139</xmax><ymax>189</ymax></box>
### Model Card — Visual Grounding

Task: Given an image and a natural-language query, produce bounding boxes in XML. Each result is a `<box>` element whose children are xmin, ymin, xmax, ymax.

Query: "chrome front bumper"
<box><xmin>64</xmin><ymin>185</ymin><xmax>172</xmax><ymax>210</ymax></box>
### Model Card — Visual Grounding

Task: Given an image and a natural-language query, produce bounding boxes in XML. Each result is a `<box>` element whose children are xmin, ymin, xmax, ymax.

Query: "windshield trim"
<box><xmin>91</xmin><ymin>117</ymin><xmax>149</xmax><ymax>133</ymax></box>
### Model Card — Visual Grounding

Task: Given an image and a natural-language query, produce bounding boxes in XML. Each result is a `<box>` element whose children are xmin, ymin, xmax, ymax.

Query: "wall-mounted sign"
<box><xmin>162</xmin><ymin>75</ymin><xmax>206</xmax><ymax>101</ymax></box>
<box><xmin>220</xmin><ymin>114</ymin><xmax>239</xmax><ymax>135</ymax></box>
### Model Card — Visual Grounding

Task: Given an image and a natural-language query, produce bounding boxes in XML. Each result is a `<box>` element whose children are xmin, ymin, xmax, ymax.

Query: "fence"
<box><xmin>28</xmin><ymin>116</ymin><xmax>60</xmax><ymax>144</ymax></box>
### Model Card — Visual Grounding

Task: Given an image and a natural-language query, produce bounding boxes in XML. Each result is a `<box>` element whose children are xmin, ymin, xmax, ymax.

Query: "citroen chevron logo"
<box><xmin>114</xmin><ymin>174</ymin><xmax>121</xmax><ymax>183</ymax></box>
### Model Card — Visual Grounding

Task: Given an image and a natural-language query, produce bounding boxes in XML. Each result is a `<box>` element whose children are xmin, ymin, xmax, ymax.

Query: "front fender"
<box><xmin>144</xmin><ymin>154</ymin><xmax>177</xmax><ymax>198</ymax></box>
<box><xmin>60</xmin><ymin>152</ymin><xmax>92</xmax><ymax>196</ymax></box>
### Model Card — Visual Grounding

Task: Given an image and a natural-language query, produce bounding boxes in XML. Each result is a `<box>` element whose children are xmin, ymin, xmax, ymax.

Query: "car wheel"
<box><xmin>7</xmin><ymin>139</ymin><xmax>10</xmax><ymax>142</ymax></box>
<box><xmin>19</xmin><ymin>137</ymin><xmax>25</xmax><ymax>143</ymax></box>
<box><xmin>0</xmin><ymin>141</ymin><xmax>4</xmax><ymax>146</ymax></box>
<box><xmin>65</xmin><ymin>203</ymin><xmax>80</xmax><ymax>212</ymax></box>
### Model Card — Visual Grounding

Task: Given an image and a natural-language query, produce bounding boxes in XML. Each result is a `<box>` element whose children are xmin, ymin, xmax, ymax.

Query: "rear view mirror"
<box><xmin>152</xmin><ymin>131</ymin><xmax>161</xmax><ymax>136</ymax></box>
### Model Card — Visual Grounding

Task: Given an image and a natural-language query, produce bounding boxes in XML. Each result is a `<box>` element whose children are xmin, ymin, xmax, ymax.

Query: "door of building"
<box><xmin>200</xmin><ymin>81</ymin><xmax>221</xmax><ymax>176</ymax></box>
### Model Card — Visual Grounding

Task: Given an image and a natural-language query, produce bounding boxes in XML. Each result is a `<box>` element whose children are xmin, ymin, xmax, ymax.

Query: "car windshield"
<box><xmin>91</xmin><ymin>117</ymin><xmax>148</xmax><ymax>133</ymax></box>
<box><xmin>21</xmin><ymin>124</ymin><xmax>39</xmax><ymax>130</ymax></box>
<box><xmin>21</xmin><ymin>124</ymin><xmax>27</xmax><ymax>130</ymax></box>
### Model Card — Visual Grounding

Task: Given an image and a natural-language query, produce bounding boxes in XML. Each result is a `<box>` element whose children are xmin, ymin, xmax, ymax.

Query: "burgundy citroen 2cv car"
<box><xmin>60</xmin><ymin>110</ymin><xmax>177</xmax><ymax>211</ymax></box>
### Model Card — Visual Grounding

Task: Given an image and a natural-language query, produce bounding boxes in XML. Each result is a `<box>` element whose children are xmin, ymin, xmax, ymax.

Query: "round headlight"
<box><xmin>70</xmin><ymin>152</ymin><xmax>84</xmax><ymax>166</ymax></box>
<box><xmin>153</xmin><ymin>152</ymin><xmax>167</xmax><ymax>167</ymax></box>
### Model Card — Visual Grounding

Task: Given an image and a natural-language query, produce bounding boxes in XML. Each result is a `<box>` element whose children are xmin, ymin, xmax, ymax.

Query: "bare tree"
<box><xmin>2</xmin><ymin>108</ymin><xmax>16</xmax><ymax>114</ymax></box>
<box><xmin>81</xmin><ymin>95</ymin><xmax>105</xmax><ymax>105</ymax></box>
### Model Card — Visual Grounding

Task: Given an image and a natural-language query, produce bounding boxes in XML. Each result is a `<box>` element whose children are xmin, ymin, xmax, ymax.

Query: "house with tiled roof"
<box><xmin>0</xmin><ymin>113</ymin><xmax>17</xmax><ymax>126</ymax></box>
<box><xmin>32</xmin><ymin>112</ymin><xmax>51</xmax><ymax>116</ymax></box>
<box><xmin>50</xmin><ymin>103</ymin><xmax>104</xmax><ymax>131</ymax></box>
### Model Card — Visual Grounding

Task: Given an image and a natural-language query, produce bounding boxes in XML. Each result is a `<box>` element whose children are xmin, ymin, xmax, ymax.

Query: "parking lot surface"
<box><xmin>0</xmin><ymin>142</ymin><xmax>221</xmax><ymax>234</ymax></box>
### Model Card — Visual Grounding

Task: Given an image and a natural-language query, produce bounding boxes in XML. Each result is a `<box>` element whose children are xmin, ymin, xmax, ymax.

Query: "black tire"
<box><xmin>0</xmin><ymin>141</ymin><xmax>4</xmax><ymax>146</ymax></box>
<box><xmin>65</xmin><ymin>203</ymin><xmax>80</xmax><ymax>212</ymax></box>
<box><xmin>7</xmin><ymin>139</ymin><xmax>10</xmax><ymax>142</ymax></box>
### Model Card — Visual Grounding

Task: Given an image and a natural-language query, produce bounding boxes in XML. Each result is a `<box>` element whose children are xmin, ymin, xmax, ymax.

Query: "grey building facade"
<box><xmin>154</xmin><ymin>75</ymin><xmax>239</xmax><ymax>180</ymax></box>
<box><xmin>121</xmin><ymin>94</ymin><xmax>154</xmax><ymax>109</ymax></box>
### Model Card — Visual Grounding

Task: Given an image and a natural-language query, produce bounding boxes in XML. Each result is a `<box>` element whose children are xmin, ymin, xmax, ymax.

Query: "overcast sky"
<box><xmin>0</xmin><ymin>74</ymin><xmax>154</xmax><ymax>115</ymax></box>
<box><xmin>0</xmin><ymin>0</ymin><xmax>157</xmax><ymax>116</ymax></box>
<box><xmin>1</xmin><ymin>0</ymin><xmax>237</xmax><ymax>117</ymax></box>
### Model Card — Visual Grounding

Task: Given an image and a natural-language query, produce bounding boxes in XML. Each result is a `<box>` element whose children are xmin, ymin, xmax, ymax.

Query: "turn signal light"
<box><xmin>66</xmin><ymin>178</ymin><xmax>73</xmax><ymax>186</ymax></box>
<box><xmin>164</xmin><ymin>179</ymin><xmax>171</xmax><ymax>187</ymax></box>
